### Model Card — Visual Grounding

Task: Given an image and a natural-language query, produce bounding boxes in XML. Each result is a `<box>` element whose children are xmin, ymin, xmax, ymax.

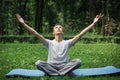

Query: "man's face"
<box><xmin>53</xmin><ymin>25</ymin><xmax>64</xmax><ymax>35</ymax></box>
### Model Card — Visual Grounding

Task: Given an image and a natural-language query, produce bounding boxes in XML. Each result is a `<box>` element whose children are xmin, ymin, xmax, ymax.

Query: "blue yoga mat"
<box><xmin>6</xmin><ymin>66</ymin><xmax>120</xmax><ymax>78</ymax></box>
<box><xmin>72</xmin><ymin>66</ymin><xmax>120</xmax><ymax>77</ymax></box>
<box><xmin>6</xmin><ymin>69</ymin><xmax>45</xmax><ymax>77</ymax></box>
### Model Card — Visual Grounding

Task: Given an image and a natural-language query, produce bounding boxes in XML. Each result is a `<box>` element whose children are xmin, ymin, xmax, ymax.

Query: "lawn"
<box><xmin>0</xmin><ymin>42</ymin><xmax>120</xmax><ymax>80</ymax></box>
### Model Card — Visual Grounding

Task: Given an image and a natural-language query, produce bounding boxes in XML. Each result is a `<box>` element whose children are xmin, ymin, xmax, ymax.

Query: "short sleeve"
<box><xmin>66</xmin><ymin>39</ymin><xmax>74</xmax><ymax>48</ymax></box>
<box><xmin>45</xmin><ymin>39</ymin><xmax>51</xmax><ymax>49</ymax></box>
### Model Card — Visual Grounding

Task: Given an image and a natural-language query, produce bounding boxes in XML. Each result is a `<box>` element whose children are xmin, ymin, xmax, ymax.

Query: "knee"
<box><xmin>35</xmin><ymin>60</ymin><xmax>42</xmax><ymax>66</ymax></box>
<box><xmin>73</xmin><ymin>59</ymin><xmax>82</xmax><ymax>66</ymax></box>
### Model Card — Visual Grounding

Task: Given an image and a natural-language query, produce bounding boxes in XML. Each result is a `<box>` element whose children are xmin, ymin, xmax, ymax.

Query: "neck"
<box><xmin>54</xmin><ymin>34</ymin><xmax>63</xmax><ymax>42</ymax></box>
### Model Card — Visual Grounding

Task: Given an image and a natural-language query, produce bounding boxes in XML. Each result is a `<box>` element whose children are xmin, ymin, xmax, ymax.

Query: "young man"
<box><xmin>16</xmin><ymin>13</ymin><xmax>103</xmax><ymax>76</ymax></box>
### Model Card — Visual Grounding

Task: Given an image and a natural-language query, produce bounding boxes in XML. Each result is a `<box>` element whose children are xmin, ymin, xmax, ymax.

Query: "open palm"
<box><xmin>15</xmin><ymin>14</ymin><xmax>25</xmax><ymax>23</ymax></box>
<box><xmin>93</xmin><ymin>13</ymin><xmax>104</xmax><ymax>23</ymax></box>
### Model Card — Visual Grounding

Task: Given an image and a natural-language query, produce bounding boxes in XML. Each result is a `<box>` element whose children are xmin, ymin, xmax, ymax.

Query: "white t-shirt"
<box><xmin>45</xmin><ymin>39</ymin><xmax>73</xmax><ymax>64</ymax></box>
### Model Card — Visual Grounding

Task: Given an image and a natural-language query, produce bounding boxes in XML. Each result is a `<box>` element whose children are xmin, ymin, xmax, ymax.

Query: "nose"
<box><xmin>58</xmin><ymin>27</ymin><xmax>60</xmax><ymax>29</ymax></box>
<box><xmin>56</xmin><ymin>27</ymin><xmax>60</xmax><ymax>30</ymax></box>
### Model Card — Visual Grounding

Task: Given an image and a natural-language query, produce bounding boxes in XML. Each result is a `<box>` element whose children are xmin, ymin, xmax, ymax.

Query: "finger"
<box><xmin>99</xmin><ymin>13</ymin><xmax>101</xmax><ymax>16</ymax></box>
<box><xmin>15</xmin><ymin>13</ymin><xmax>19</xmax><ymax>17</ymax></box>
<box><xmin>99</xmin><ymin>13</ymin><xmax>104</xmax><ymax>17</ymax></box>
<box><xmin>97</xmin><ymin>13</ymin><xmax>101</xmax><ymax>18</ymax></box>
<box><xmin>101</xmin><ymin>14</ymin><xmax>104</xmax><ymax>18</ymax></box>
<box><xmin>15</xmin><ymin>13</ymin><xmax>21</xmax><ymax>18</ymax></box>
<box><xmin>96</xmin><ymin>15</ymin><xmax>99</xmax><ymax>18</ymax></box>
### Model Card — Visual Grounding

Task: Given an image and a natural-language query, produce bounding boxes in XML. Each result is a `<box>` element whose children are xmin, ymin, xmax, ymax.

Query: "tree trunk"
<box><xmin>0</xmin><ymin>0</ymin><xmax>10</xmax><ymax>35</ymax></box>
<box><xmin>63</xmin><ymin>0</ymin><xmax>67</xmax><ymax>24</ymax></box>
<box><xmin>18</xmin><ymin>0</ymin><xmax>28</xmax><ymax>35</ymax></box>
<box><xmin>35</xmin><ymin>0</ymin><xmax>44</xmax><ymax>33</ymax></box>
<box><xmin>0</xmin><ymin>0</ymin><xmax>5</xmax><ymax>35</ymax></box>
<box><xmin>101</xmin><ymin>0</ymin><xmax>106</xmax><ymax>36</ymax></box>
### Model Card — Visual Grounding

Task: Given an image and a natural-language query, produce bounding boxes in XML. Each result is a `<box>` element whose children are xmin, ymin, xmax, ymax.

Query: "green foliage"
<box><xmin>0</xmin><ymin>0</ymin><xmax>120</xmax><ymax>36</ymax></box>
<box><xmin>0</xmin><ymin>43</ymin><xmax>120</xmax><ymax>80</ymax></box>
<box><xmin>0</xmin><ymin>35</ymin><xmax>120</xmax><ymax>44</ymax></box>
<box><xmin>114</xmin><ymin>31</ymin><xmax>120</xmax><ymax>37</ymax></box>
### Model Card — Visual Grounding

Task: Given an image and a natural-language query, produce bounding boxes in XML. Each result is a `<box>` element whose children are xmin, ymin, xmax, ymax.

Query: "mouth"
<box><xmin>56</xmin><ymin>30</ymin><xmax>61</xmax><ymax>32</ymax></box>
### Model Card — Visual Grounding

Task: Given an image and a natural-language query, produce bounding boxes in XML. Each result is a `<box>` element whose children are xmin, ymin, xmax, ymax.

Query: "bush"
<box><xmin>114</xmin><ymin>31</ymin><xmax>120</xmax><ymax>37</ymax></box>
<box><xmin>0</xmin><ymin>35</ymin><xmax>120</xmax><ymax>43</ymax></box>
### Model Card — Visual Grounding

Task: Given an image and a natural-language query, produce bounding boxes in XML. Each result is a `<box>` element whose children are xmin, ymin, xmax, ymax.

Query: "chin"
<box><xmin>55</xmin><ymin>32</ymin><xmax>63</xmax><ymax>35</ymax></box>
<box><xmin>53</xmin><ymin>31</ymin><xmax>64</xmax><ymax>35</ymax></box>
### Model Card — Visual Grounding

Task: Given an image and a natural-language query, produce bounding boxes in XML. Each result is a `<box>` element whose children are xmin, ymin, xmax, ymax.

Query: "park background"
<box><xmin>0</xmin><ymin>0</ymin><xmax>120</xmax><ymax>80</ymax></box>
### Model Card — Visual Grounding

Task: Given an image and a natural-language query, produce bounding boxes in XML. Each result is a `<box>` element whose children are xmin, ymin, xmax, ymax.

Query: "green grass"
<box><xmin>0</xmin><ymin>43</ymin><xmax>120</xmax><ymax>80</ymax></box>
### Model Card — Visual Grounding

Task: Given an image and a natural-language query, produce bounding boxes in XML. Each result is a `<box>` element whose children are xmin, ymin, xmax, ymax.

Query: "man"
<box><xmin>16</xmin><ymin>13</ymin><xmax>103</xmax><ymax>76</ymax></box>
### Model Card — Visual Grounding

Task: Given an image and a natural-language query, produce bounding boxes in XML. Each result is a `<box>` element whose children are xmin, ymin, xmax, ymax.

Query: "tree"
<box><xmin>17</xmin><ymin>0</ymin><xmax>28</xmax><ymax>35</ymax></box>
<box><xmin>0</xmin><ymin>0</ymin><xmax>5</xmax><ymax>35</ymax></box>
<box><xmin>35</xmin><ymin>0</ymin><xmax>44</xmax><ymax>33</ymax></box>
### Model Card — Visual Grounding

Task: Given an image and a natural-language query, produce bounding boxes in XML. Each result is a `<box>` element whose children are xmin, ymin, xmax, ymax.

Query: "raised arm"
<box><xmin>72</xmin><ymin>13</ymin><xmax>104</xmax><ymax>44</ymax></box>
<box><xmin>15</xmin><ymin>14</ymin><xmax>46</xmax><ymax>45</ymax></box>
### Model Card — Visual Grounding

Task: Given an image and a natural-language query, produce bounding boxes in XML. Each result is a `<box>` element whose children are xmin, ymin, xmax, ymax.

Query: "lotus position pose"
<box><xmin>16</xmin><ymin>13</ymin><xmax>103</xmax><ymax>76</ymax></box>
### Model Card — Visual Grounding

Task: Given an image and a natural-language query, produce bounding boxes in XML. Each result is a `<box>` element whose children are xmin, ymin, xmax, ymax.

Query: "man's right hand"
<box><xmin>15</xmin><ymin>14</ymin><xmax>25</xmax><ymax>24</ymax></box>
